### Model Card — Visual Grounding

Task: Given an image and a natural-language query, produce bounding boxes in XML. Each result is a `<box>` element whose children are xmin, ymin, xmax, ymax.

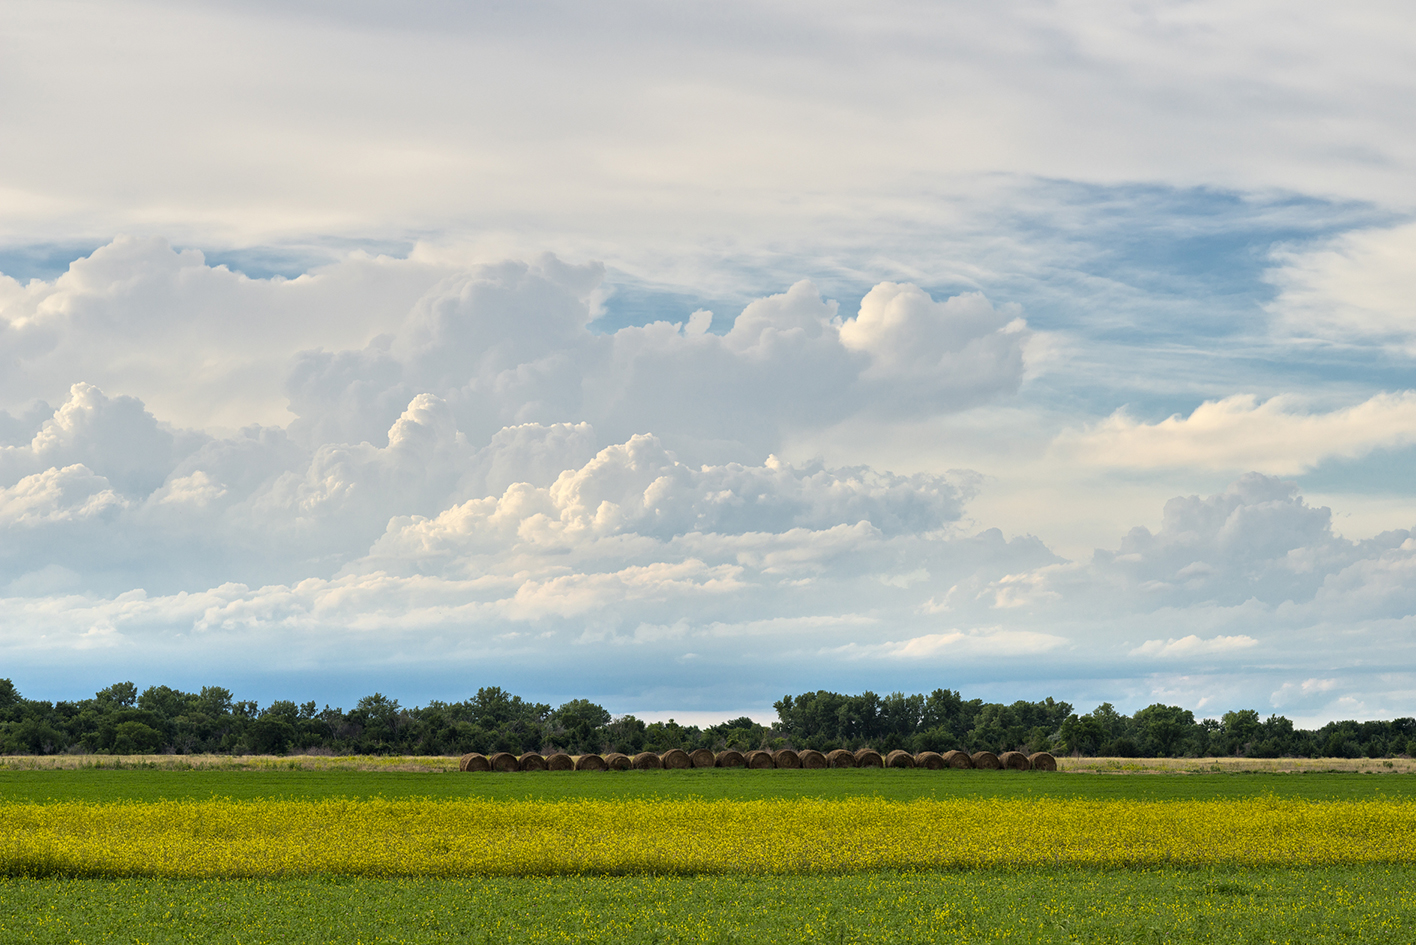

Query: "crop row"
<box><xmin>4</xmin><ymin>796</ymin><xmax>1413</xmax><ymax>878</ymax></box>
<box><xmin>459</xmin><ymin>747</ymin><xmax>1057</xmax><ymax>772</ymax></box>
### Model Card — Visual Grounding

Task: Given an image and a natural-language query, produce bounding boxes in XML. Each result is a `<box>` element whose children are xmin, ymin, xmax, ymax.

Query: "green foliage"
<box><xmin>1</xmin><ymin>676</ymin><xmax>1413</xmax><ymax>759</ymax></box>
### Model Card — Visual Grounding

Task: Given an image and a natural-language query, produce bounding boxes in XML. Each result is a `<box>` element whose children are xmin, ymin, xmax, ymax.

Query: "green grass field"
<box><xmin>3</xmin><ymin>765</ymin><xmax>1414</xmax><ymax>804</ymax></box>
<box><xmin>3</xmin><ymin>766</ymin><xmax>1414</xmax><ymax>943</ymax></box>
<box><xmin>3</xmin><ymin>868</ymin><xmax>1413</xmax><ymax>943</ymax></box>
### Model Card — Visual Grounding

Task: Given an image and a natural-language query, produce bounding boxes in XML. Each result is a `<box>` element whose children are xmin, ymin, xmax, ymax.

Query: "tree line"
<box><xmin>0</xmin><ymin>678</ymin><xmax>1412</xmax><ymax>759</ymax></box>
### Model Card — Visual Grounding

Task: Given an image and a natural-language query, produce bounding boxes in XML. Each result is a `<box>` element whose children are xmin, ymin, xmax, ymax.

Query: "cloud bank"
<box><xmin>3</xmin><ymin>242</ymin><xmax>1416</xmax><ymax>725</ymax></box>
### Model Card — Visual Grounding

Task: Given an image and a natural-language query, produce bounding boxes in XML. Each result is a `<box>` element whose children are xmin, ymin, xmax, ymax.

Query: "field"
<box><xmin>2</xmin><ymin>759</ymin><xmax>1415</xmax><ymax>943</ymax></box>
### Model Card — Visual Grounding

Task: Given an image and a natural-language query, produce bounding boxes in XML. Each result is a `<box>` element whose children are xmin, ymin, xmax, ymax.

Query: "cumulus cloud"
<box><xmin>5</xmin><ymin>244</ymin><xmax>1416</xmax><ymax>719</ymax></box>
<box><xmin>839</xmin><ymin>284</ymin><xmax>1028</xmax><ymax>408</ymax></box>
<box><xmin>2</xmin><ymin>241</ymin><xmax>1031</xmax><ymax>468</ymax></box>
<box><xmin>0</xmin><ymin>237</ymin><xmax>453</xmax><ymax>430</ymax></box>
<box><xmin>1053</xmin><ymin>392</ymin><xmax>1416</xmax><ymax>475</ymax></box>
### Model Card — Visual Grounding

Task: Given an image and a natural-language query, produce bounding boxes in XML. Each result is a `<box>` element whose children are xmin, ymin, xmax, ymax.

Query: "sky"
<box><xmin>2</xmin><ymin>0</ymin><xmax>1415</xmax><ymax>726</ymax></box>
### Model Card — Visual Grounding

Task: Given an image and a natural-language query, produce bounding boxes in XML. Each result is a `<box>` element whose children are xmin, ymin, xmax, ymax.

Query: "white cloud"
<box><xmin>1130</xmin><ymin>635</ymin><xmax>1259</xmax><ymax>658</ymax></box>
<box><xmin>1270</xmin><ymin>676</ymin><xmax>1338</xmax><ymax>708</ymax></box>
<box><xmin>1054</xmin><ymin>392</ymin><xmax>1416</xmax><ymax>475</ymax></box>
<box><xmin>1267</xmin><ymin>223</ymin><xmax>1416</xmax><ymax>351</ymax></box>
<box><xmin>858</xmin><ymin>628</ymin><xmax>1070</xmax><ymax>660</ymax></box>
<box><xmin>0</xmin><ymin>465</ymin><xmax>126</xmax><ymax>526</ymax></box>
<box><xmin>2</xmin><ymin>243</ymin><xmax>1031</xmax><ymax>467</ymax></box>
<box><xmin>2</xmin><ymin>1</ymin><xmax>1413</xmax><ymax>260</ymax></box>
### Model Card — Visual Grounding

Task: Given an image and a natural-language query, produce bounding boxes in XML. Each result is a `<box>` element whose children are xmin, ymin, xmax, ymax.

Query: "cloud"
<box><xmin>0</xmin><ymin>465</ymin><xmax>126</xmax><ymax>526</ymax></box>
<box><xmin>1129</xmin><ymin>635</ymin><xmax>1259</xmax><ymax>658</ymax></box>
<box><xmin>290</xmin><ymin>269</ymin><xmax>1030</xmax><ymax>461</ymax></box>
<box><xmin>1267</xmin><ymin>223</ymin><xmax>1416</xmax><ymax>351</ymax></box>
<box><xmin>3</xmin><ymin>1</ymin><xmax>1413</xmax><ymax>261</ymax></box>
<box><xmin>1053</xmin><ymin>392</ymin><xmax>1416</xmax><ymax>475</ymax></box>
<box><xmin>856</xmin><ymin>628</ymin><xmax>1070</xmax><ymax>660</ymax></box>
<box><xmin>1269</xmin><ymin>676</ymin><xmax>1338</xmax><ymax>709</ymax></box>
<box><xmin>2</xmin><ymin>242</ymin><xmax>1031</xmax><ymax>468</ymax></box>
<box><xmin>0</xmin><ymin>238</ymin><xmax>454</xmax><ymax>431</ymax></box>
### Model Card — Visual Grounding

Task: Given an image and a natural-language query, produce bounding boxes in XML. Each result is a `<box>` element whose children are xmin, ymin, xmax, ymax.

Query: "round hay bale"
<box><xmin>854</xmin><ymin>748</ymin><xmax>884</xmax><ymax>768</ymax></box>
<box><xmin>603</xmin><ymin>752</ymin><xmax>632</xmax><ymax>770</ymax></box>
<box><xmin>715</xmin><ymin>749</ymin><xmax>746</xmax><ymax>768</ymax></box>
<box><xmin>798</xmin><ymin>749</ymin><xmax>828</xmax><ymax>768</ymax></box>
<box><xmin>970</xmin><ymin>751</ymin><xmax>1002</xmax><ymax>770</ymax></box>
<box><xmin>459</xmin><ymin>752</ymin><xmax>490</xmax><ymax>772</ymax></box>
<box><xmin>660</xmin><ymin>748</ymin><xmax>692</xmax><ymax>769</ymax></box>
<box><xmin>1028</xmin><ymin>751</ymin><xmax>1058</xmax><ymax>771</ymax></box>
<box><xmin>772</xmin><ymin>748</ymin><xmax>802</xmax><ymax>769</ymax></box>
<box><xmin>546</xmin><ymin>752</ymin><xmax>574</xmax><ymax>771</ymax></box>
<box><xmin>632</xmin><ymin>751</ymin><xmax>663</xmax><ymax>769</ymax></box>
<box><xmin>826</xmin><ymin>748</ymin><xmax>856</xmax><ymax>768</ymax></box>
<box><xmin>688</xmin><ymin>748</ymin><xmax>716</xmax><ymax>768</ymax></box>
<box><xmin>488</xmin><ymin>751</ymin><xmax>519</xmax><ymax>772</ymax></box>
<box><xmin>574</xmin><ymin>753</ymin><xmax>607</xmax><ymax>772</ymax></box>
<box><xmin>942</xmin><ymin>750</ymin><xmax>973</xmax><ymax>769</ymax></box>
<box><xmin>517</xmin><ymin>752</ymin><xmax>547</xmax><ymax>771</ymax></box>
<box><xmin>885</xmin><ymin>749</ymin><xmax>915</xmax><ymax>768</ymax></box>
<box><xmin>745</xmin><ymin>750</ymin><xmax>775</xmax><ymax>769</ymax></box>
<box><xmin>914</xmin><ymin>751</ymin><xmax>945</xmax><ymax>770</ymax></box>
<box><xmin>999</xmin><ymin>750</ymin><xmax>1030</xmax><ymax>770</ymax></box>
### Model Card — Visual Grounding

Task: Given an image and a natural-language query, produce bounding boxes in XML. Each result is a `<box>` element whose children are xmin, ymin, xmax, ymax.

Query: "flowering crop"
<box><xmin>3</xmin><ymin>796</ymin><xmax>1413</xmax><ymax>878</ymax></box>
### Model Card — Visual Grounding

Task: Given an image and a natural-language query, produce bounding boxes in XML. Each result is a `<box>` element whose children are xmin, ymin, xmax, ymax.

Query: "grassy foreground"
<box><xmin>4</xmin><ymin>766</ymin><xmax>1414</xmax><ymax>942</ymax></box>
<box><xmin>3</xmin><ymin>867</ymin><xmax>1414</xmax><ymax>944</ymax></box>
<box><xmin>3</xmin><ymin>765</ymin><xmax>1415</xmax><ymax>804</ymax></box>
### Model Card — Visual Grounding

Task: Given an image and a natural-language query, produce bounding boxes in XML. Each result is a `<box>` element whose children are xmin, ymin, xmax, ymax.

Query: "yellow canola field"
<box><xmin>3</xmin><ymin>797</ymin><xmax>1414</xmax><ymax>878</ymax></box>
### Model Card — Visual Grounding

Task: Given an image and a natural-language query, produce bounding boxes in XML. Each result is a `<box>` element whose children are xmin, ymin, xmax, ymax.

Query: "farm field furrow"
<box><xmin>3</xmin><ymin>867</ymin><xmax>1414</xmax><ymax>944</ymax></box>
<box><xmin>5</xmin><ymin>796</ymin><xmax>1415</xmax><ymax>877</ymax></box>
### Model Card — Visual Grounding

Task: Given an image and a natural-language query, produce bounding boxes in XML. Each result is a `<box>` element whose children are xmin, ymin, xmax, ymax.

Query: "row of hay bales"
<box><xmin>459</xmin><ymin>747</ymin><xmax>1058</xmax><ymax>772</ymax></box>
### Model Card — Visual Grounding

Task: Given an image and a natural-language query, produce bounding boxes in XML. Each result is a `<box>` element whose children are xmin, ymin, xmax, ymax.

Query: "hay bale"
<box><xmin>715</xmin><ymin>749</ymin><xmax>746</xmax><ymax>768</ymax></box>
<box><xmin>798</xmin><ymin>749</ymin><xmax>828</xmax><ymax>768</ymax></box>
<box><xmin>745</xmin><ymin>750</ymin><xmax>775</xmax><ymax>769</ymax></box>
<box><xmin>942</xmin><ymin>750</ymin><xmax>973</xmax><ymax>769</ymax></box>
<box><xmin>999</xmin><ymin>750</ymin><xmax>1030</xmax><ymax>771</ymax></box>
<box><xmin>660</xmin><ymin>749</ymin><xmax>692</xmax><ymax>769</ymax></box>
<box><xmin>885</xmin><ymin>749</ymin><xmax>915</xmax><ymax>768</ymax></box>
<box><xmin>459</xmin><ymin>752</ymin><xmax>490</xmax><ymax>772</ymax></box>
<box><xmin>488</xmin><ymin>751</ymin><xmax>519</xmax><ymax>772</ymax></box>
<box><xmin>632</xmin><ymin>751</ymin><xmax>663</xmax><ymax>769</ymax></box>
<box><xmin>574</xmin><ymin>753</ymin><xmax>607</xmax><ymax>772</ymax></box>
<box><xmin>688</xmin><ymin>748</ymin><xmax>716</xmax><ymax>768</ymax></box>
<box><xmin>854</xmin><ymin>748</ymin><xmax>884</xmax><ymax>768</ymax></box>
<box><xmin>603</xmin><ymin>752</ymin><xmax>631</xmax><ymax>770</ymax></box>
<box><xmin>517</xmin><ymin>752</ymin><xmax>547</xmax><ymax>771</ymax></box>
<box><xmin>914</xmin><ymin>751</ymin><xmax>945</xmax><ymax>770</ymax></box>
<box><xmin>772</xmin><ymin>748</ymin><xmax>802</xmax><ymax>769</ymax></box>
<box><xmin>546</xmin><ymin>752</ymin><xmax>574</xmax><ymax>771</ymax></box>
<box><xmin>970</xmin><ymin>751</ymin><xmax>1002</xmax><ymax>770</ymax></box>
<box><xmin>826</xmin><ymin>748</ymin><xmax>856</xmax><ymax>768</ymax></box>
<box><xmin>1028</xmin><ymin>751</ymin><xmax>1058</xmax><ymax>771</ymax></box>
